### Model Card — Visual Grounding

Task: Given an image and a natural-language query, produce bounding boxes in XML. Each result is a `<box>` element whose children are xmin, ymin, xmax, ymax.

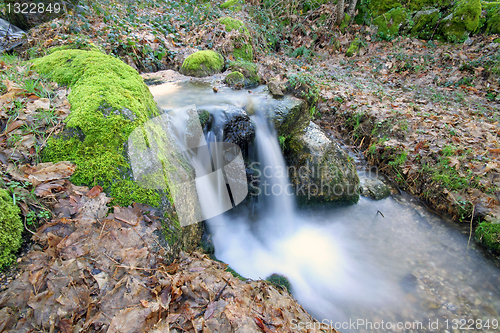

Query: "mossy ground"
<box><xmin>346</xmin><ymin>37</ymin><xmax>361</xmax><ymax>57</ymax></box>
<box><xmin>0</xmin><ymin>189</ymin><xmax>23</xmax><ymax>269</ymax></box>
<box><xmin>218</xmin><ymin>17</ymin><xmax>253</xmax><ymax>61</ymax></box>
<box><xmin>476</xmin><ymin>221</ymin><xmax>500</xmax><ymax>253</ymax></box>
<box><xmin>31</xmin><ymin>49</ymin><xmax>160</xmax><ymax>207</ymax></box>
<box><xmin>221</xmin><ymin>0</ymin><xmax>243</xmax><ymax>11</ymax></box>
<box><xmin>180</xmin><ymin>50</ymin><xmax>225</xmax><ymax>77</ymax></box>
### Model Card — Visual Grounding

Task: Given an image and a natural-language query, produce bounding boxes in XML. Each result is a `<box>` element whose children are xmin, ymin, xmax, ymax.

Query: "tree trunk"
<box><xmin>336</xmin><ymin>0</ymin><xmax>345</xmax><ymax>25</ymax></box>
<box><xmin>347</xmin><ymin>0</ymin><xmax>358</xmax><ymax>18</ymax></box>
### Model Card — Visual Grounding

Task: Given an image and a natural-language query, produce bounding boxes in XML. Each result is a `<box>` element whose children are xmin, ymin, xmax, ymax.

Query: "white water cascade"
<box><xmin>166</xmin><ymin>104</ymin><xmax>399</xmax><ymax>326</ymax></box>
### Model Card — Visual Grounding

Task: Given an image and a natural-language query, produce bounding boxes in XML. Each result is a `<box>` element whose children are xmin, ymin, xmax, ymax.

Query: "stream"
<box><xmin>148</xmin><ymin>74</ymin><xmax>500</xmax><ymax>332</ymax></box>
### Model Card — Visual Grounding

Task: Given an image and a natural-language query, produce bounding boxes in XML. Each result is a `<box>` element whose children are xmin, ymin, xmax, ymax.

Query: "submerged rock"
<box><xmin>360</xmin><ymin>177</ymin><xmax>392</xmax><ymax>200</ymax></box>
<box><xmin>286</xmin><ymin>122</ymin><xmax>359</xmax><ymax>204</ymax></box>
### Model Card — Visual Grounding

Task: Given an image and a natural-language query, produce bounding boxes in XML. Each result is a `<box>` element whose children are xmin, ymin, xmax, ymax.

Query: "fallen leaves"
<box><xmin>0</xmin><ymin>187</ymin><xmax>332</xmax><ymax>332</ymax></box>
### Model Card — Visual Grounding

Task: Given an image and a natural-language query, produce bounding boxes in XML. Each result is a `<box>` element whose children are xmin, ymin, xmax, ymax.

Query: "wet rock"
<box><xmin>0</xmin><ymin>18</ymin><xmax>26</xmax><ymax>52</ymax></box>
<box><xmin>360</xmin><ymin>177</ymin><xmax>391</xmax><ymax>200</ymax></box>
<box><xmin>221</xmin><ymin>106</ymin><xmax>255</xmax><ymax>147</ymax></box>
<box><xmin>268</xmin><ymin>96</ymin><xmax>308</xmax><ymax>138</ymax></box>
<box><xmin>286</xmin><ymin>122</ymin><xmax>359</xmax><ymax>204</ymax></box>
<box><xmin>268</xmin><ymin>80</ymin><xmax>285</xmax><ymax>98</ymax></box>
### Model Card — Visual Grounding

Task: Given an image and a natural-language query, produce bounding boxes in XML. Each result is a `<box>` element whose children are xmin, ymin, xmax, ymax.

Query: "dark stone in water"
<box><xmin>400</xmin><ymin>273</ymin><xmax>419</xmax><ymax>294</ymax></box>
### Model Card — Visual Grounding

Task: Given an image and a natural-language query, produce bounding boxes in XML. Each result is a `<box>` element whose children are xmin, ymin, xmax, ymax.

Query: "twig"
<box><xmin>193</xmin><ymin>281</ymin><xmax>228</xmax><ymax>319</ymax></box>
<box><xmin>467</xmin><ymin>205</ymin><xmax>475</xmax><ymax>252</ymax></box>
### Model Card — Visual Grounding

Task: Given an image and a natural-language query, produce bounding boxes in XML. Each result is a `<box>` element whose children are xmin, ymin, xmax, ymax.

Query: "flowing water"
<box><xmin>149</xmin><ymin>76</ymin><xmax>500</xmax><ymax>332</ymax></box>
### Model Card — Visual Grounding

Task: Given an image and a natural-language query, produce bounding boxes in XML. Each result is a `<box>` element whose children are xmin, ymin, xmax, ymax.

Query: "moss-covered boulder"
<box><xmin>228</xmin><ymin>60</ymin><xmax>260</xmax><ymax>87</ymax></box>
<box><xmin>285</xmin><ymin>122</ymin><xmax>359</xmax><ymax>205</ymax></box>
<box><xmin>224</xmin><ymin>71</ymin><xmax>245</xmax><ymax>88</ymax></box>
<box><xmin>31</xmin><ymin>50</ymin><xmax>203</xmax><ymax>262</ymax></box>
<box><xmin>368</xmin><ymin>0</ymin><xmax>402</xmax><ymax>17</ymax></box>
<box><xmin>410</xmin><ymin>8</ymin><xmax>441</xmax><ymax>39</ymax></box>
<box><xmin>406</xmin><ymin>0</ymin><xmax>452</xmax><ymax>11</ymax></box>
<box><xmin>31</xmin><ymin>50</ymin><xmax>159</xmax><ymax>207</ymax></box>
<box><xmin>220</xmin><ymin>0</ymin><xmax>243</xmax><ymax>11</ymax></box>
<box><xmin>180</xmin><ymin>50</ymin><xmax>225</xmax><ymax>77</ymax></box>
<box><xmin>218</xmin><ymin>17</ymin><xmax>253</xmax><ymax>61</ymax></box>
<box><xmin>483</xmin><ymin>2</ymin><xmax>500</xmax><ymax>35</ymax></box>
<box><xmin>373</xmin><ymin>7</ymin><xmax>408</xmax><ymax>37</ymax></box>
<box><xmin>439</xmin><ymin>0</ymin><xmax>482</xmax><ymax>42</ymax></box>
<box><xmin>0</xmin><ymin>189</ymin><xmax>23</xmax><ymax>269</ymax></box>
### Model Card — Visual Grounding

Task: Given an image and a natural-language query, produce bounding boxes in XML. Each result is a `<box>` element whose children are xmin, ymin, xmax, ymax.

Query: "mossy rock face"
<box><xmin>224</xmin><ymin>71</ymin><xmax>245</xmax><ymax>88</ymax></box>
<box><xmin>180</xmin><ymin>50</ymin><xmax>225</xmax><ymax>77</ymax></box>
<box><xmin>373</xmin><ymin>7</ymin><xmax>407</xmax><ymax>37</ymax></box>
<box><xmin>0</xmin><ymin>189</ymin><xmax>23</xmax><ymax>269</ymax></box>
<box><xmin>368</xmin><ymin>0</ymin><xmax>402</xmax><ymax>17</ymax></box>
<box><xmin>476</xmin><ymin>221</ymin><xmax>500</xmax><ymax>252</ymax></box>
<box><xmin>439</xmin><ymin>0</ymin><xmax>482</xmax><ymax>42</ymax></box>
<box><xmin>266</xmin><ymin>274</ymin><xmax>293</xmax><ymax>293</ymax></box>
<box><xmin>406</xmin><ymin>0</ymin><xmax>452</xmax><ymax>11</ymax></box>
<box><xmin>483</xmin><ymin>2</ymin><xmax>500</xmax><ymax>35</ymax></box>
<box><xmin>220</xmin><ymin>0</ymin><xmax>243</xmax><ymax>11</ymax></box>
<box><xmin>218</xmin><ymin>17</ymin><xmax>253</xmax><ymax>61</ymax></box>
<box><xmin>228</xmin><ymin>60</ymin><xmax>260</xmax><ymax>87</ymax></box>
<box><xmin>410</xmin><ymin>8</ymin><xmax>441</xmax><ymax>39</ymax></box>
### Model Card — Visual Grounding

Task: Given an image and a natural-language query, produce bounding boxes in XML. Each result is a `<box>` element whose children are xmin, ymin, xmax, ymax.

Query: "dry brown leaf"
<box><xmin>26</xmin><ymin>161</ymin><xmax>76</xmax><ymax>186</ymax></box>
<box><xmin>86</xmin><ymin>185</ymin><xmax>103</xmax><ymax>198</ymax></box>
<box><xmin>26</xmin><ymin>98</ymin><xmax>51</xmax><ymax>112</ymax></box>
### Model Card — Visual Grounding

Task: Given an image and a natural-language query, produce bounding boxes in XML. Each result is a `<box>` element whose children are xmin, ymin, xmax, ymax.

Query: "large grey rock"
<box><xmin>267</xmin><ymin>96</ymin><xmax>308</xmax><ymax>138</ymax></box>
<box><xmin>286</xmin><ymin>122</ymin><xmax>359</xmax><ymax>204</ymax></box>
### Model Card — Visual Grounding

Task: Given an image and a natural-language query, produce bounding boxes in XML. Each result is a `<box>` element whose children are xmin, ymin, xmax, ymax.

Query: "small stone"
<box><xmin>268</xmin><ymin>80</ymin><xmax>284</xmax><ymax>98</ymax></box>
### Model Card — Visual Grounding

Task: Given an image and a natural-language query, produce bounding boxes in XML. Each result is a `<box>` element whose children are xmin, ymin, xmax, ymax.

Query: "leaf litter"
<box><xmin>0</xmin><ymin>184</ymin><xmax>334</xmax><ymax>332</ymax></box>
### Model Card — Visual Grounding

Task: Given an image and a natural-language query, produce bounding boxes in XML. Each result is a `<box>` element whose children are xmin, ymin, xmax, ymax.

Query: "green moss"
<box><xmin>368</xmin><ymin>0</ymin><xmax>402</xmax><ymax>17</ymax></box>
<box><xmin>346</xmin><ymin>37</ymin><xmax>361</xmax><ymax>57</ymax></box>
<box><xmin>476</xmin><ymin>221</ymin><xmax>500</xmax><ymax>252</ymax></box>
<box><xmin>110</xmin><ymin>180</ymin><xmax>161</xmax><ymax>207</ymax></box>
<box><xmin>439</xmin><ymin>0</ymin><xmax>482</xmax><ymax>42</ymax></box>
<box><xmin>340</xmin><ymin>13</ymin><xmax>351</xmax><ymax>30</ymax></box>
<box><xmin>410</xmin><ymin>8</ymin><xmax>441</xmax><ymax>39</ymax></box>
<box><xmin>180</xmin><ymin>50</ymin><xmax>225</xmax><ymax>77</ymax></box>
<box><xmin>373</xmin><ymin>7</ymin><xmax>407</xmax><ymax>37</ymax></box>
<box><xmin>219</xmin><ymin>16</ymin><xmax>249</xmax><ymax>33</ymax></box>
<box><xmin>220</xmin><ymin>0</ymin><xmax>243</xmax><ymax>10</ymax></box>
<box><xmin>406</xmin><ymin>0</ymin><xmax>452</xmax><ymax>11</ymax></box>
<box><xmin>0</xmin><ymin>189</ymin><xmax>23</xmax><ymax>269</ymax></box>
<box><xmin>228</xmin><ymin>60</ymin><xmax>260</xmax><ymax>87</ymax></box>
<box><xmin>266</xmin><ymin>273</ymin><xmax>292</xmax><ymax>293</ymax></box>
<box><xmin>483</xmin><ymin>2</ymin><xmax>500</xmax><ymax>35</ymax></box>
<box><xmin>218</xmin><ymin>17</ymin><xmax>253</xmax><ymax>61</ymax></box>
<box><xmin>224</xmin><ymin>71</ymin><xmax>245</xmax><ymax>87</ymax></box>
<box><xmin>31</xmin><ymin>50</ymin><xmax>159</xmax><ymax>206</ymax></box>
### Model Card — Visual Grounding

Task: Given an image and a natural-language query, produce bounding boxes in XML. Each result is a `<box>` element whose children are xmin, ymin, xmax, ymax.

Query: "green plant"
<box><xmin>0</xmin><ymin>188</ymin><xmax>23</xmax><ymax>269</ymax></box>
<box><xmin>287</xmin><ymin>72</ymin><xmax>320</xmax><ymax>105</ymax></box>
<box><xmin>278</xmin><ymin>135</ymin><xmax>287</xmax><ymax>150</ymax></box>
<box><xmin>26</xmin><ymin>210</ymin><xmax>51</xmax><ymax>227</ymax></box>
<box><xmin>266</xmin><ymin>273</ymin><xmax>292</xmax><ymax>293</ymax></box>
